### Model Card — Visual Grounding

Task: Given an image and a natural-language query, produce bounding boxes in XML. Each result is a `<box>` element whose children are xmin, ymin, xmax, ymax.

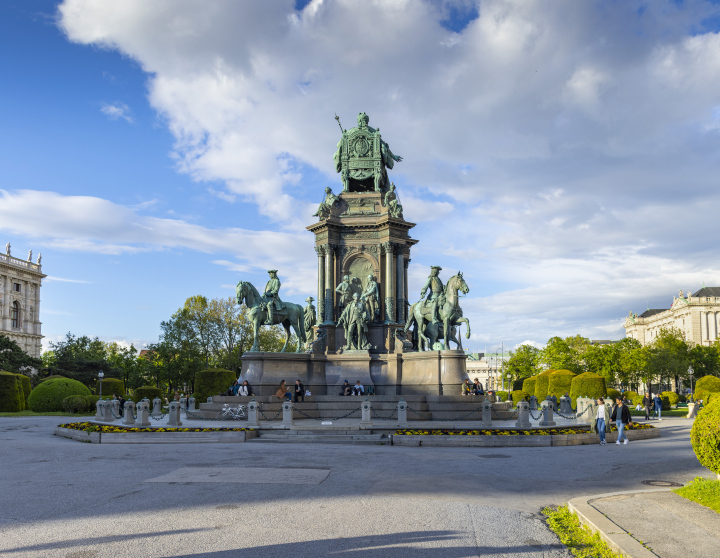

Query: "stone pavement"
<box><xmin>0</xmin><ymin>416</ymin><xmax>713</xmax><ymax>557</ymax></box>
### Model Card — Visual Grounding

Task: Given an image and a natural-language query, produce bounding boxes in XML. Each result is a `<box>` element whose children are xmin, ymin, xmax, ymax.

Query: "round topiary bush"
<box><xmin>606</xmin><ymin>388</ymin><xmax>621</xmax><ymax>403</ymax></box>
<box><xmin>495</xmin><ymin>390</ymin><xmax>508</xmax><ymax>402</ymax></box>
<box><xmin>0</xmin><ymin>371</ymin><xmax>23</xmax><ymax>412</ymax></box>
<box><xmin>695</xmin><ymin>389</ymin><xmax>709</xmax><ymax>403</ymax></box>
<box><xmin>534</xmin><ymin>369</ymin><xmax>554</xmax><ymax>400</ymax></box>
<box><xmin>28</xmin><ymin>377</ymin><xmax>91</xmax><ymax>412</ymax></box>
<box><xmin>696</xmin><ymin>376</ymin><xmax>720</xmax><ymax>394</ymax></box>
<box><xmin>522</xmin><ymin>376</ymin><xmax>537</xmax><ymax>396</ymax></box>
<box><xmin>679</xmin><ymin>394</ymin><xmax>687</xmax><ymax>403</ymax></box>
<box><xmin>131</xmin><ymin>386</ymin><xmax>162</xmax><ymax>403</ymax></box>
<box><xmin>62</xmin><ymin>395</ymin><xmax>90</xmax><ymax>414</ymax></box>
<box><xmin>547</xmin><ymin>370</ymin><xmax>577</xmax><ymax>400</ymax></box>
<box><xmin>194</xmin><ymin>368</ymin><xmax>237</xmax><ymax>403</ymax></box>
<box><xmin>623</xmin><ymin>390</ymin><xmax>641</xmax><ymax>405</ymax></box>
<box><xmin>707</xmin><ymin>392</ymin><xmax>720</xmax><ymax>405</ymax></box>
<box><xmin>510</xmin><ymin>390</ymin><xmax>530</xmax><ymax>402</ymax></box>
<box><xmin>690</xmin><ymin>399</ymin><xmax>720</xmax><ymax>475</ymax></box>
<box><xmin>569</xmin><ymin>372</ymin><xmax>607</xmax><ymax>407</ymax></box>
<box><xmin>14</xmin><ymin>374</ymin><xmax>31</xmax><ymax>410</ymax></box>
<box><xmin>96</xmin><ymin>378</ymin><xmax>125</xmax><ymax>397</ymax></box>
<box><xmin>84</xmin><ymin>394</ymin><xmax>102</xmax><ymax>410</ymax></box>
<box><xmin>662</xmin><ymin>391</ymin><xmax>679</xmax><ymax>408</ymax></box>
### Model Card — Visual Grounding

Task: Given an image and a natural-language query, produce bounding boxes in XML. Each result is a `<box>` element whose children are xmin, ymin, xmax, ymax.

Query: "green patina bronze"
<box><xmin>338</xmin><ymin>293</ymin><xmax>370</xmax><ymax>351</ymax></box>
<box><xmin>333</xmin><ymin>112</ymin><xmax>402</xmax><ymax>193</ymax></box>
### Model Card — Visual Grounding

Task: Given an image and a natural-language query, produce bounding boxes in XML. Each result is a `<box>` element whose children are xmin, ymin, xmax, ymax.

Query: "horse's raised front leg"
<box><xmin>456</xmin><ymin>317</ymin><xmax>471</xmax><ymax>339</ymax></box>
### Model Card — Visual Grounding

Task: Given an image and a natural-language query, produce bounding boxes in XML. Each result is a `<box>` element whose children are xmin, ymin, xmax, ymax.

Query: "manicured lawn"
<box><xmin>674</xmin><ymin>477</ymin><xmax>720</xmax><ymax>514</ymax></box>
<box><xmin>630</xmin><ymin>409</ymin><xmax>690</xmax><ymax>417</ymax></box>
<box><xmin>0</xmin><ymin>411</ymin><xmax>94</xmax><ymax>417</ymax></box>
<box><xmin>542</xmin><ymin>505</ymin><xmax>620</xmax><ymax>558</ymax></box>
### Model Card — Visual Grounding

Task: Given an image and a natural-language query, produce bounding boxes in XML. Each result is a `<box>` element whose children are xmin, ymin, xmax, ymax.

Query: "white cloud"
<box><xmin>100</xmin><ymin>102</ymin><xmax>133</xmax><ymax>123</ymax></box>
<box><xmin>44</xmin><ymin>276</ymin><xmax>93</xmax><ymax>284</ymax></box>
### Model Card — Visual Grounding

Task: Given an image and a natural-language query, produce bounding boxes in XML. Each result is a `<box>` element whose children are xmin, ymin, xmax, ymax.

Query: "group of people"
<box><xmin>339</xmin><ymin>380</ymin><xmax>365</xmax><ymax>396</ymax></box>
<box><xmin>592</xmin><ymin>396</ymin><xmax>633</xmax><ymax>446</ymax></box>
<box><xmin>227</xmin><ymin>380</ymin><xmax>252</xmax><ymax>397</ymax></box>
<box><xmin>640</xmin><ymin>393</ymin><xmax>665</xmax><ymax>421</ymax></box>
<box><xmin>275</xmin><ymin>380</ymin><xmax>307</xmax><ymax>403</ymax></box>
<box><xmin>461</xmin><ymin>378</ymin><xmax>485</xmax><ymax>396</ymax></box>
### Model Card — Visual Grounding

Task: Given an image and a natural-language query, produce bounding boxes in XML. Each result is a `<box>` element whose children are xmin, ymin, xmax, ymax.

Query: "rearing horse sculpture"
<box><xmin>404</xmin><ymin>272</ymin><xmax>471</xmax><ymax>351</ymax></box>
<box><xmin>236</xmin><ymin>280</ymin><xmax>306</xmax><ymax>353</ymax></box>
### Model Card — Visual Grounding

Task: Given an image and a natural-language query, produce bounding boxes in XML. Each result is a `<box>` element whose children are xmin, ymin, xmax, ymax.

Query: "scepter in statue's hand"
<box><xmin>334</xmin><ymin>113</ymin><xmax>345</xmax><ymax>134</ymax></box>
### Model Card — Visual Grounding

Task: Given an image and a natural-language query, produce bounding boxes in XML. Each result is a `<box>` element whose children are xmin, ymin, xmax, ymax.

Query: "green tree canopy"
<box><xmin>0</xmin><ymin>335</ymin><xmax>42</xmax><ymax>374</ymax></box>
<box><xmin>505</xmin><ymin>344</ymin><xmax>541</xmax><ymax>382</ymax></box>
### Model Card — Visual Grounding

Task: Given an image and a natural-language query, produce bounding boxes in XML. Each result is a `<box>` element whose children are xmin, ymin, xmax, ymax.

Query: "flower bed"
<box><xmin>394</xmin><ymin>423</ymin><xmax>653</xmax><ymax>436</ymax></box>
<box><xmin>58</xmin><ymin>421</ymin><xmax>253</xmax><ymax>433</ymax></box>
<box><xmin>55</xmin><ymin>422</ymin><xmax>256</xmax><ymax>444</ymax></box>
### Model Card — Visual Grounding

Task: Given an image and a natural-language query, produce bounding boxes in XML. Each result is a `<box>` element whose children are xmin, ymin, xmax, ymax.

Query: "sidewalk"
<box><xmin>569</xmin><ymin>488</ymin><xmax>720</xmax><ymax>557</ymax></box>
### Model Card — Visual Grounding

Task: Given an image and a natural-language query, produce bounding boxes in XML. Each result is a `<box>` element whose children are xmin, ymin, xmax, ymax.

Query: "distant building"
<box><xmin>0</xmin><ymin>245</ymin><xmax>45</xmax><ymax>358</ymax></box>
<box><xmin>624</xmin><ymin>287</ymin><xmax>720</xmax><ymax>346</ymax></box>
<box><xmin>465</xmin><ymin>351</ymin><xmax>512</xmax><ymax>391</ymax></box>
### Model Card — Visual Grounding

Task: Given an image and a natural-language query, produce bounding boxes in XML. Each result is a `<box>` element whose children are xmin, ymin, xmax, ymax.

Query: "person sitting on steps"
<box><xmin>461</xmin><ymin>378</ymin><xmax>472</xmax><ymax>396</ymax></box>
<box><xmin>275</xmin><ymin>380</ymin><xmax>291</xmax><ymax>402</ymax></box>
<box><xmin>353</xmin><ymin>381</ymin><xmax>364</xmax><ymax>396</ymax></box>
<box><xmin>339</xmin><ymin>380</ymin><xmax>352</xmax><ymax>396</ymax></box>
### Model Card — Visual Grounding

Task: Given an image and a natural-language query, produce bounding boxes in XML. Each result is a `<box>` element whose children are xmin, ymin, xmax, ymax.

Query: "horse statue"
<box><xmin>236</xmin><ymin>280</ymin><xmax>307</xmax><ymax>353</ymax></box>
<box><xmin>403</xmin><ymin>272</ymin><xmax>471</xmax><ymax>351</ymax></box>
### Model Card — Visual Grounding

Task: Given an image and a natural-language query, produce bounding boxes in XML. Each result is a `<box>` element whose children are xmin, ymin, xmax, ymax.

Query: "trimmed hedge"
<box><xmin>510</xmin><ymin>390</ymin><xmax>530</xmax><ymax>402</ymax></box>
<box><xmin>495</xmin><ymin>390</ymin><xmax>508</xmax><ymax>402</ymax></box>
<box><xmin>695</xmin><ymin>389</ymin><xmax>710</xmax><ymax>403</ymax></box>
<box><xmin>97</xmin><ymin>378</ymin><xmax>125</xmax><ymax>397</ymax></box>
<box><xmin>534</xmin><ymin>369</ymin><xmax>554</xmax><ymax>400</ymax></box>
<box><xmin>708</xmin><ymin>392</ymin><xmax>720</xmax><ymax>405</ymax></box>
<box><xmin>690</xmin><ymin>400</ymin><xmax>720</xmax><ymax>475</ymax></box>
<box><xmin>0</xmin><ymin>371</ymin><xmax>23</xmax><ymax>412</ymax></box>
<box><xmin>606</xmin><ymin>388</ymin><xmax>621</xmax><ymax>403</ymax></box>
<box><xmin>28</xmin><ymin>377</ymin><xmax>91</xmax><ymax>412</ymax></box>
<box><xmin>624</xmin><ymin>390</ymin><xmax>642</xmax><ymax>406</ymax></box>
<box><xmin>696</xmin><ymin>376</ymin><xmax>720</xmax><ymax>394</ymax></box>
<box><xmin>512</xmin><ymin>379</ymin><xmax>525</xmax><ymax>391</ymax></box>
<box><xmin>84</xmin><ymin>394</ymin><xmax>103</xmax><ymax>410</ymax></box>
<box><xmin>194</xmin><ymin>368</ymin><xmax>236</xmax><ymax>403</ymax></box>
<box><xmin>131</xmin><ymin>386</ymin><xmax>162</xmax><ymax>403</ymax></box>
<box><xmin>547</xmin><ymin>370</ymin><xmax>576</xmax><ymax>400</ymax></box>
<box><xmin>62</xmin><ymin>395</ymin><xmax>91</xmax><ymax>414</ymax></box>
<box><xmin>522</xmin><ymin>376</ymin><xmax>537</xmax><ymax>396</ymax></box>
<box><xmin>679</xmin><ymin>394</ymin><xmax>687</xmax><ymax>403</ymax></box>
<box><xmin>569</xmin><ymin>372</ymin><xmax>607</xmax><ymax>407</ymax></box>
<box><xmin>15</xmin><ymin>374</ymin><xmax>31</xmax><ymax>409</ymax></box>
<box><xmin>662</xmin><ymin>391</ymin><xmax>679</xmax><ymax>407</ymax></box>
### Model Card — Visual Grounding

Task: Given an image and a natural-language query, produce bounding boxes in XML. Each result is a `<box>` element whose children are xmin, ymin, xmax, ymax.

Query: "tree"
<box><xmin>540</xmin><ymin>336</ymin><xmax>587</xmax><ymax>374</ymax></box>
<box><xmin>0</xmin><ymin>335</ymin><xmax>42</xmax><ymax>374</ymax></box>
<box><xmin>505</xmin><ymin>344</ymin><xmax>541</xmax><ymax>382</ymax></box>
<box><xmin>689</xmin><ymin>343</ymin><xmax>720</xmax><ymax>382</ymax></box>
<box><xmin>48</xmin><ymin>333</ymin><xmax>123</xmax><ymax>388</ymax></box>
<box><xmin>643</xmin><ymin>327</ymin><xmax>689</xmax><ymax>394</ymax></box>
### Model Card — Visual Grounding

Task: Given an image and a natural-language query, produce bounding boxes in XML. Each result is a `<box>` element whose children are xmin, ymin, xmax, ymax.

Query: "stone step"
<box><xmin>251</xmin><ymin>431</ymin><xmax>387</xmax><ymax>444</ymax></box>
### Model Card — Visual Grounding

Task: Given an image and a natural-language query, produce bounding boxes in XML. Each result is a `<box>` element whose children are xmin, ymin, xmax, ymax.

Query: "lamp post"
<box><xmin>688</xmin><ymin>366</ymin><xmax>694</xmax><ymax>400</ymax></box>
<box><xmin>98</xmin><ymin>370</ymin><xmax>104</xmax><ymax>398</ymax></box>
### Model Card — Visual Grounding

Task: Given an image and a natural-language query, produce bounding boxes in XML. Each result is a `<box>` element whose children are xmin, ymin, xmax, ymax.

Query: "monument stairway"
<box><xmin>188</xmin><ymin>395</ymin><xmax>515</xmax><ymax>422</ymax></box>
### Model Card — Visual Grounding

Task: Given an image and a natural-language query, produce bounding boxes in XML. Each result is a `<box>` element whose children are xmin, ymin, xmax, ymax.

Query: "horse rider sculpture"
<box><xmin>420</xmin><ymin>266</ymin><xmax>445</xmax><ymax>324</ymax></box>
<box><xmin>264</xmin><ymin>270</ymin><xmax>282</xmax><ymax>325</ymax></box>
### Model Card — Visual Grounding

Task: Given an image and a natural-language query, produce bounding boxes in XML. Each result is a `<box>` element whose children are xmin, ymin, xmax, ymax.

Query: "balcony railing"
<box><xmin>0</xmin><ymin>254</ymin><xmax>41</xmax><ymax>272</ymax></box>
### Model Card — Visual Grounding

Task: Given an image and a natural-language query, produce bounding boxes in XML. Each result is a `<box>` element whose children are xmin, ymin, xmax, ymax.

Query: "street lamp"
<box><xmin>688</xmin><ymin>366</ymin><xmax>694</xmax><ymax>400</ymax></box>
<box><xmin>98</xmin><ymin>370</ymin><xmax>104</xmax><ymax>398</ymax></box>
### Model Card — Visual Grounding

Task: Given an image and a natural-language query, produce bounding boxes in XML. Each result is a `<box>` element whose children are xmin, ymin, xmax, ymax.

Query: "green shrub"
<box><xmin>534</xmin><ymin>369</ymin><xmax>554</xmax><ymax>400</ymax></box>
<box><xmin>707</xmin><ymin>392</ymin><xmax>720</xmax><ymax>405</ymax></box>
<box><xmin>662</xmin><ymin>391</ymin><xmax>679</xmax><ymax>407</ymax></box>
<box><xmin>569</xmin><ymin>372</ymin><xmax>607</xmax><ymax>408</ymax></box>
<box><xmin>97</xmin><ymin>378</ymin><xmax>125</xmax><ymax>397</ymax></box>
<box><xmin>27</xmin><ymin>377</ymin><xmax>91</xmax><ymax>412</ymax></box>
<box><xmin>84</xmin><ymin>394</ymin><xmax>102</xmax><ymax>410</ymax></box>
<box><xmin>62</xmin><ymin>395</ymin><xmax>90</xmax><ymax>414</ymax></box>
<box><xmin>679</xmin><ymin>394</ymin><xmax>687</xmax><ymax>403</ymax></box>
<box><xmin>606</xmin><ymin>388</ymin><xmax>621</xmax><ymax>403</ymax></box>
<box><xmin>624</xmin><ymin>390</ymin><xmax>642</xmax><ymax>406</ymax></box>
<box><xmin>512</xmin><ymin>378</ymin><xmax>525</xmax><ymax>391</ymax></box>
<box><xmin>0</xmin><ymin>371</ymin><xmax>23</xmax><ymax>412</ymax></box>
<box><xmin>695</xmin><ymin>389</ymin><xmax>710</xmax><ymax>403</ymax></box>
<box><xmin>547</xmin><ymin>369</ymin><xmax>576</xmax><ymax>400</ymax></box>
<box><xmin>194</xmin><ymin>368</ymin><xmax>236</xmax><ymax>403</ymax></box>
<box><xmin>696</xmin><ymin>376</ymin><xmax>720</xmax><ymax>394</ymax></box>
<box><xmin>14</xmin><ymin>374</ymin><xmax>31</xmax><ymax>409</ymax></box>
<box><xmin>660</xmin><ymin>395</ymin><xmax>671</xmax><ymax>411</ymax></box>
<box><xmin>510</xmin><ymin>390</ymin><xmax>530</xmax><ymax>402</ymax></box>
<box><xmin>495</xmin><ymin>390</ymin><xmax>508</xmax><ymax>402</ymax></box>
<box><xmin>690</xmin><ymin>400</ymin><xmax>720</xmax><ymax>475</ymax></box>
<box><xmin>522</xmin><ymin>376</ymin><xmax>537</xmax><ymax>396</ymax></box>
<box><xmin>131</xmin><ymin>386</ymin><xmax>162</xmax><ymax>403</ymax></box>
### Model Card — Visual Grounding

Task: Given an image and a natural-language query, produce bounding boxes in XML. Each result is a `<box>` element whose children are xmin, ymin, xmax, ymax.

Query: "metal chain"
<box><xmin>406</xmin><ymin>406</ymin><xmax>433</xmax><ymax>419</ymax></box>
<box><xmin>372</xmin><ymin>408</ymin><xmax>398</xmax><ymax>420</ymax></box>
<box><xmin>294</xmin><ymin>406</ymin><xmax>361</xmax><ymax>422</ymax></box>
<box><xmin>258</xmin><ymin>406</ymin><xmax>284</xmax><ymax>421</ymax></box>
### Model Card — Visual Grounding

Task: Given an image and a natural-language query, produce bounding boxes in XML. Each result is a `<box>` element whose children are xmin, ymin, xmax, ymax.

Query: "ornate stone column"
<box><xmin>396</xmin><ymin>248</ymin><xmax>405</xmax><ymax>323</ymax></box>
<box><xmin>315</xmin><ymin>246</ymin><xmax>325</xmax><ymax>323</ymax></box>
<box><xmin>2</xmin><ymin>273</ymin><xmax>10</xmax><ymax>331</ymax></box>
<box><xmin>34</xmin><ymin>281</ymin><xmax>40</xmax><ymax>336</ymax></box>
<box><xmin>23</xmin><ymin>280</ymin><xmax>30</xmax><ymax>333</ymax></box>
<box><xmin>404</xmin><ymin>258</ymin><xmax>410</xmax><ymax>314</ymax></box>
<box><xmin>383</xmin><ymin>242</ymin><xmax>395</xmax><ymax>323</ymax></box>
<box><xmin>323</xmin><ymin>244</ymin><xmax>336</xmax><ymax>325</ymax></box>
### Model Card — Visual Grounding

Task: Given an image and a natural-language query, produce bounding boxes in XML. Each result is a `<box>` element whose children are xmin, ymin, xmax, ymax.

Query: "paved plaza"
<box><xmin>0</xmin><ymin>417</ymin><xmax>710</xmax><ymax>557</ymax></box>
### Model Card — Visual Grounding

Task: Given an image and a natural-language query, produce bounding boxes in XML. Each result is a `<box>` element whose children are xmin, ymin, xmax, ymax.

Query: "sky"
<box><xmin>2</xmin><ymin>0</ymin><xmax>720</xmax><ymax>354</ymax></box>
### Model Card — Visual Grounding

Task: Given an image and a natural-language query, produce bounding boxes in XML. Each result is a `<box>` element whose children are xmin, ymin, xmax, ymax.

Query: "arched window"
<box><xmin>11</xmin><ymin>301</ymin><xmax>20</xmax><ymax>328</ymax></box>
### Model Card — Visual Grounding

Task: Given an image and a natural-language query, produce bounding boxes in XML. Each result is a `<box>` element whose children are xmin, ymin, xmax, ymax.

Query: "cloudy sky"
<box><xmin>2</xmin><ymin>0</ymin><xmax>720</xmax><ymax>353</ymax></box>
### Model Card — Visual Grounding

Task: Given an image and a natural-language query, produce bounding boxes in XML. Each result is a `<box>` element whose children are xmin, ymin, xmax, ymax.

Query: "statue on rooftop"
<box><xmin>333</xmin><ymin>112</ymin><xmax>402</xmax><ymax>193</ymax></box>
<box><xmin>5</xmin><ymin>242</ymin><xmax>10</xmax><ymax>256</ymax></box>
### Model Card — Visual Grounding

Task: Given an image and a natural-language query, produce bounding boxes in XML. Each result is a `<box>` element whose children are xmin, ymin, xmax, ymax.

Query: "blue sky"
<box><xmin>3</xmin><ymin>0</ymin><xmax>720</xmax><ymax>353</ymax></box>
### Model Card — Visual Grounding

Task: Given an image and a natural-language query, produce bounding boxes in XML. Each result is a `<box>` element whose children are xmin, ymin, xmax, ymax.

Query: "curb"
<box><xmin>567</xmin><ymin>488</ymin><xmax>671</xmax><ymax>557</ymax></box>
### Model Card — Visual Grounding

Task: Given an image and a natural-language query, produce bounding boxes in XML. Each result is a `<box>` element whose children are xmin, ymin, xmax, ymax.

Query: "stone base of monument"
<box><xmin>240</xmin><ymin>347</ymin><xmax>469</xmax><ymax>396</ymax></box>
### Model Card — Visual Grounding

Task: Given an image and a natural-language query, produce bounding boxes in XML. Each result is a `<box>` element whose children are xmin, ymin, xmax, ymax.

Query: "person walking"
<box><xmin>653</xmin><ymin>394</ymin><xmax>663</xmax><ymax>420</ymax></box>
<box><xmin>611</xmin><ymin>396</ymin><xmax>632</xmax><ymax>445</ymax></box>
<box><xmin>592</xmin><ymin>397</ymin><xmax>611</xmax><ymax>445</ymax></box>
<box><xmin>642</xmin><ymin>392</ymin><xmax>652</xmax><ymax>420</ymax></box>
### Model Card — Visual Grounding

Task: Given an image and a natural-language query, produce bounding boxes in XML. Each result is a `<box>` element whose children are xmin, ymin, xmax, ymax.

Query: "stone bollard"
<box><xmin>585</xmin><ymin>400</ymin><xmax>598</xmax><ymax>424</ymax></box>
<box><xmin>481</xmin><ymin>400</ymin><xmax>493</xmax><ymax>427</ymax></box>
<box><xmin>282</xmin><ymin>400</ymin><xmax>294</xmax><ymax>427</ymax></box>
<box><xmin>539</xmin><ymin>400</ymin><xmax>556</xmax><ymax>426</ymax></box>
<box><xmin>136</xmin><ymin>400</ymin><xmax>151</xmax><ymax>427</ymax></box>
<box><xmin>179</xmin><ymin>397</ymin><xmax>186</xmax><ymax>411</ymax></box>
<box><xmin>515</xmin><ymin>400</ymin><xmax>531</xmax><ymax>428</ymax></box>
<box><xmin>397</xmin><ymin>398</ymin><xmax>408</xmax><ymax>428</ymax></box>
<box><xmin>576</xmin><ymin>397</ymin><xmax>587</xmax><ymax>420</ymax></box>
<box><xmin>111</xmin><ymin>399</ymin><xmax>121</xmax><ymax>419</ymax></box>
<box><xmin>100</xmin><ymin>401</ymin><xmax>114</xmax><ymax>423</ymax></box>
<box><xmin>545</xmin><ymin>396</ymin><xmax>556</xmax><ymax>413</ymax></box>
<box><xmin>360</xmin><ymin>398</ymin><xmax>373</xmax><ymax>426</ymax></box>
<box><xmin>207</xmin><ymin>396</ymin><xmax>213</xmax><ymax>404</ymax></box>
<box><xmin>95</xmin><ymin>399</ymin><xmax>104</xmax><ymax>421</ymax></box>
<box><xmin>246</xmin><ymin>399</ymin><xmax>259</xmax><ymax>428</ymax></box>
<box><xmin>167</xmin><ymin>401</ymin><xmax>182</xmax><ymax>427</ymax></box>
<box><xmin>151</xmin><ymin>397</ymin><xmax>163</xmax><ymax>418</ymax></box>
<box><xmin>529</xmin><ymin>395</ymin><xmax>538</xmax><ymax>411</ymax></box>
<box><xmin>122</xmin><ymin>400</ymin><xmax>136</xmax><ymax>425</ymax></box>
<box><xmin>687</xmin><ymin>402</ymin><xmax>699</xmax><ymax>419</ymax></box>
<box><xmin>559</xmin><ymin>395</ymin><xmax>572</xmax><ymax>415</ymax></box>
<box><xmin>188</xmin><ymin>396</ymin><xmax>196</xmax><ymax>411</ymax></box>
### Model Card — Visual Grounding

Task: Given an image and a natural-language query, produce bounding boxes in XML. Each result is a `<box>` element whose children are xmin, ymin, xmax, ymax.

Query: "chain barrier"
<box><xmin>258</xmin><ymin>406</ymin><xmax>283</xmax><ymax>421</ymax></box>
<box><xmin>294</xmin><ymin>407</ymin><xmax>361</xmax><ymax>422</ymax></box>
<box><xmin>185</xmin><ymin>408</ymin><xmax>247</xmax><ymax>421</ymax></box>
<box><xmin>407</xmin><ymin>404</ymin><xmax>491</xmax><ymax>422</ymax></box>
<box><xmin>372</xmin><ymin>408</ymin><xmax>398</xmax><ymax>420</ymax></box>
<box><xmin>555</xmin><ymin>409</ymin><xmax>578</xmax><ymax>420</ymax></box>
<box><xmin>528</xmin><ymin>408</ymin><xmax>542</xmax><ymax>421</ymax></box>
<box><xmin>150</xmin><ymin>414</ymin><xmax>166</xmax><ymax>421</ymax></box>
<box><xmin>406</xmin><ymin>406</ymin><xmax>433</xmax><ymax>419</ymax></box>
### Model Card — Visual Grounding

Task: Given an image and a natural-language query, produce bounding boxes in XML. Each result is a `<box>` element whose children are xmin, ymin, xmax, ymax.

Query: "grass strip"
<box><xmin>674</xmin><ymin>477</ymin><xmax>720</xmax><ymax>514</ymax></box>
<box><xmin>542</xmin><ymin>505</ymin><xmax>620</xmax><ymax>558</ymax></box>
<box><xmin>630</xmin><ymin>409</ymin><xmax>690</xmax><ymax>417</ymax></box>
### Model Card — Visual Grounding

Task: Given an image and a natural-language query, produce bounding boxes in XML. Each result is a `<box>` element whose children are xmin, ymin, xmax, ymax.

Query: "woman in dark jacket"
<box><xmin>611</xmin><ymin>397</ymin><xmax>632</xmax><ymax>445</ymax></box>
